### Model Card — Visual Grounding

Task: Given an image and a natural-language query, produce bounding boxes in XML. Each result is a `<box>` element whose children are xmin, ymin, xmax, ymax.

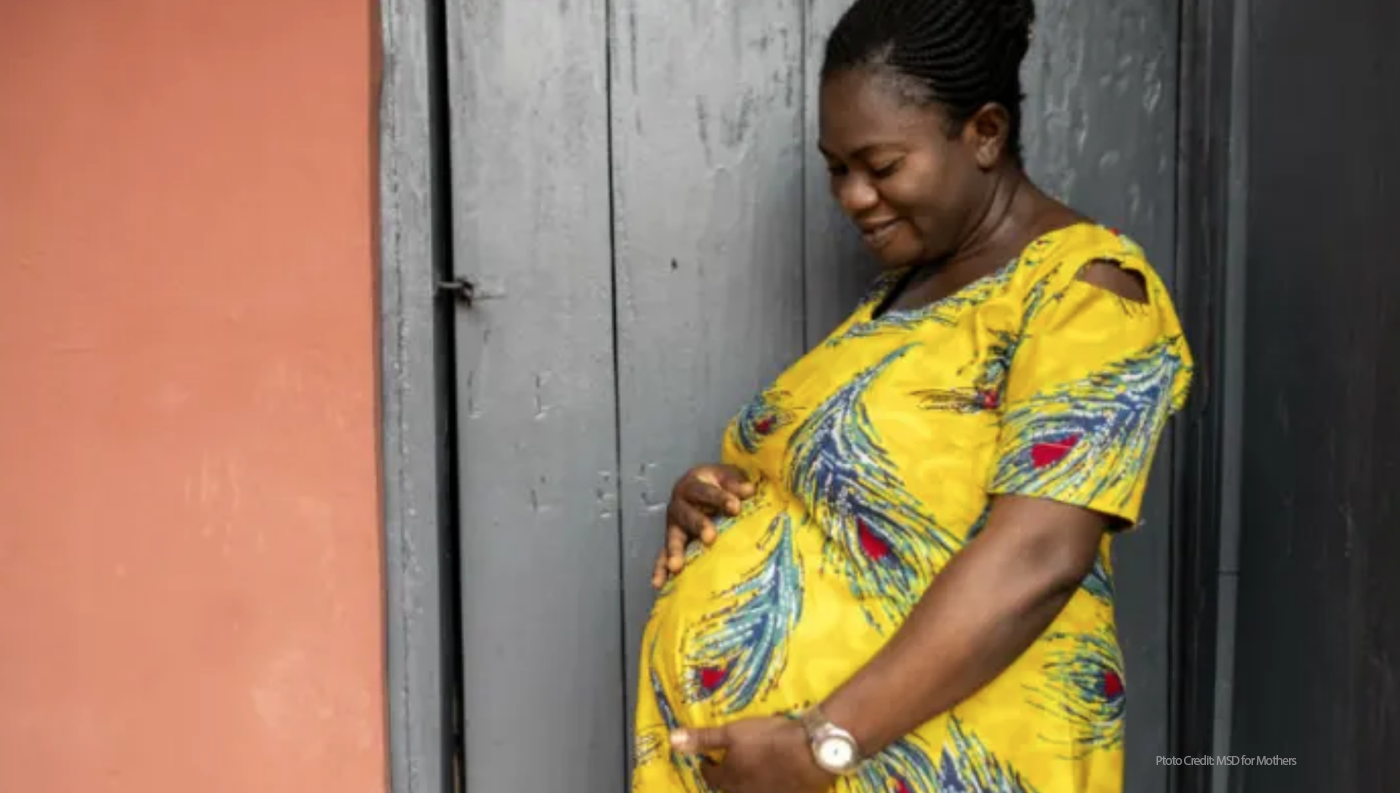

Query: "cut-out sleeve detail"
<box><xmin>1077</xmin><ymin>258</ymin><xmax>1149</xmax><ymax>304</ymax></box>
<box><xmin>988</xmin><ymin>237</ymin><xmax>1193</xmax><ymax>527</ymax></box>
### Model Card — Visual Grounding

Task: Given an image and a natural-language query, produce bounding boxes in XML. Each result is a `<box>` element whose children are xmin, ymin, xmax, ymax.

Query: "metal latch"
<box><xmin>437</xmin><ymin>278</ymin><xmax>476</xmax><ymax>306</ymax></box>
<box><xmin>437</xmin><ymin>278</ymin><xmax>505</xmax><ymax>307</ymax></box>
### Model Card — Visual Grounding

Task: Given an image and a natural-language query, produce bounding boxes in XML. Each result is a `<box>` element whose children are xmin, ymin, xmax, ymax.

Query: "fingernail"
<box><xmin>670</xmin><ymin>730</ymin><xmax>689</xmax><ymax>749</ymax></box>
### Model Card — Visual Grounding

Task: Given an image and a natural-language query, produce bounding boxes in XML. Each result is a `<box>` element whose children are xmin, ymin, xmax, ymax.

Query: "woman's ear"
<box><xmin>964</xmin><ymin>102</ymin><xmax>1011</xmax><ymax>169</ymax></box>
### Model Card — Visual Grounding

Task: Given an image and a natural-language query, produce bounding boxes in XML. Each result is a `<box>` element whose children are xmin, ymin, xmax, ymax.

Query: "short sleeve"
<box><xmin>987</xmin><ymin>242</ymin><xmax>1194</xmax><ymax>527</ymax></box>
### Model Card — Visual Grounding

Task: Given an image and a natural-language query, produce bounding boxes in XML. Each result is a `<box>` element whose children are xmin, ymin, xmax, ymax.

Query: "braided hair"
<box><xmin>822</xmin><ymin>0</ymin><xmax>1036</xmax><ymax>165</ymax></box>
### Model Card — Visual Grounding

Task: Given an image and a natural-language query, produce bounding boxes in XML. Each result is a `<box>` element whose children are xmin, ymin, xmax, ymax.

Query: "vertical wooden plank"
<box><xmin>1021</xmin><ymin>3</ymin><xmax>1179</xmax><ymax>792</ymax></box>
<box><xmin>444</xmin><ymin>1</ymin><xmax>624</xmax><ymax>790</ymax></box>
<box><xmin>803</xmin><ymin>0</ymin><xmax>878</xmax><ymax>343</ymax></box>
<box><xmin>611</xmin><ymin>0</ymin><xmax>808</xmax><ymax>764</ymax></box>
<box><xmin>379</xmin><ymin>1</ymin><xmax>454</xmax><ymax>791</ymax></box>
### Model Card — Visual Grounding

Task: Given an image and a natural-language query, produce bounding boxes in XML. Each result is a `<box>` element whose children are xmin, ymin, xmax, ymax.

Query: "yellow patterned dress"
<box><xmin>631</xmin><ymin>223</ymin><xmax>1193</xmax><ymax>793</ymax></box>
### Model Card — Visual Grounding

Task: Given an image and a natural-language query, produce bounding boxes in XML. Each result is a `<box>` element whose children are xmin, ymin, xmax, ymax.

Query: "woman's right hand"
<box><xmin>650</xmin><ymin>464</ymin><xmax>756</xmax><ymax>589</ymax></box>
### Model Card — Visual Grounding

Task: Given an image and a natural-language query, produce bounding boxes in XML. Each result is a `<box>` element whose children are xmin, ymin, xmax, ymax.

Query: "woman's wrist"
<box><xmin>819</xmin><ymin>677</ymin><xmax>907</xmax><ymax>759</ymax></box>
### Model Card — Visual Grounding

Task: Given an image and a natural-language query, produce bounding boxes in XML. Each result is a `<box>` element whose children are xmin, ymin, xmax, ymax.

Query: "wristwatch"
<box><xmin>798</xmin><ymin>706</ymin><xmax>862</xmax><ymax>775</ymax></box>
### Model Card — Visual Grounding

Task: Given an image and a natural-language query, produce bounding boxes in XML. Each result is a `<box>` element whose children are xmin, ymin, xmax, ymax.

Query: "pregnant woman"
<box><xmin>632</xmin><ymin>1</ymin><xmax>1193</xmax><ymax>792</ymax></box>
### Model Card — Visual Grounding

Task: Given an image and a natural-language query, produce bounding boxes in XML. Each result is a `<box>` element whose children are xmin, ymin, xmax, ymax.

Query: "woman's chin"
<box><xmin>858</xmin><ymin>223</ymin><xmax>922</xmax><ymax>269</ymax></box>
<box><xmin>870</xmin><ymin>241</ymin><xmax>922</xmax><ymax>270</ymax></box>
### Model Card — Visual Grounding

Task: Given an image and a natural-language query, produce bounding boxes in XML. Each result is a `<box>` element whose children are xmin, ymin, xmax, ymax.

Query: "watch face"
<box><xmin>817</xmin><ymin>737</ymin><xmax>855</xmax><ymax>769</ymax></box>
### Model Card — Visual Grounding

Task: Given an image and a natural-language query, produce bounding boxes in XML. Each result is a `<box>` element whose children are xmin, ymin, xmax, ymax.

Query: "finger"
<box><xmin>673</xmin><ymin>502</ymin><xmax>718</xmax><ymax>544</ymax></box>
<box><xmin>699</xmin><ymin>762</ymin><xmax>729</xmax><ymax>791</ymax></box>
<box><xmin>682</xmin><ymin>479</ymin><xmax>743</xmax><ymax>517</ymax></box>
<box><xmin>665</xmin><ymin>524</ymin><xmax>689</xmax><ymax>573</ymax></box>
<box><xmin>671</xmin><ymin>726</ymin><xmax>730</xmax><ymax>755</ymax></box>
<box><xmin>712</xmin><ymin>465</ymin><xmax>757</xmax><ymax>499</ymax></box>
<box><xmin>651</xmin><ymin>548</ymin><xmax>670</xmax><ymax>589</ymax></box>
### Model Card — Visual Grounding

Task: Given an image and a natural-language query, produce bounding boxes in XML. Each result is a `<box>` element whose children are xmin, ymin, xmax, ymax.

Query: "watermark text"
<box><xmin>1156</xmin><ymin>756</ymin><xmax>1297</xmax><ymax>767</ymax></box>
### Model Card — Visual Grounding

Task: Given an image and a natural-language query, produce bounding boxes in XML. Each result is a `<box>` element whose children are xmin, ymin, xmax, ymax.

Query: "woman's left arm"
<box><xmin>823</xmin><ymin>257</ymin><xmax>1180</xmax><ymax>751</ymax></box>
<box><xmin>822</xmin><ymin>259</ymin><xmax>1166</xmax><ymax>749</ymax></box>
<box><xmin>819</xmin><ymin>493</ymin><xmax>1105</xmax><ymax>754</ymax></box>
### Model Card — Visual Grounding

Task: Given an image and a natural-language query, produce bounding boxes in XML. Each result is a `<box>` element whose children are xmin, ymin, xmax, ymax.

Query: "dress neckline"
<box><xmin>865</xmin><ymin>220</ymin><xmax>1098</xmax><ymax>322</ymax></box>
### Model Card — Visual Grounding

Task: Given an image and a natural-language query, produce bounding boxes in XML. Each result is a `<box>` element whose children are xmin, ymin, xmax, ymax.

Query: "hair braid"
<box><xmin>823</xmin><ymin>0</ymin><xmax>1036</xmax><ymax>165</ymax></box>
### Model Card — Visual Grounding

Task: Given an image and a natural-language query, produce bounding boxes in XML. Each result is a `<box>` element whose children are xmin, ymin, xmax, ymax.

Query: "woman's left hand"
<box><xmin>671</xmin><ymin>716</ymin><xmax>833</xmax><ymax>793</ymax></box>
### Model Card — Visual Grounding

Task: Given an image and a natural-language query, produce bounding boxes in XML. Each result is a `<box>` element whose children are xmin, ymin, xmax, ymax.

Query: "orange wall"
<box><xmin>0</xmin><ymin>2</ymin><xmax>386</xmax><ymax>792</ymax></box>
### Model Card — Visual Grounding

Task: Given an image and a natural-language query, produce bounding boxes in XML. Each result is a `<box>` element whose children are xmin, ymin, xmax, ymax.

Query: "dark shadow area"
<box><xmin>1230</xmin><ymin>0</ymin><xmax>1400</xmax><ymax>790</ymax></box>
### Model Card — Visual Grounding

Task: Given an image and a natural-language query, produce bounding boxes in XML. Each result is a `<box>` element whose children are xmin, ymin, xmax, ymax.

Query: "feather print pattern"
<box><xmin>786</xmin><ymin>345</ymin><xmax>959</xmax><ymax>630</ymax></box>
<box><xmin>1019</xmin><ymin>269</ymin><xmax>1058</xmax><ymax>331</ymax></box>
<box><xmin>935</xmin><ymin>717</ymin><xmax>1043</xmax><ymax>793</ymax></box>
<box><xmin>969</xmin><ymin>330</ymin><xmax>1021</xmax><ymax>404</ymax></box>
<box><xmin>836</xmin><ymin>735</ymin><xmax>942</xmax><ymax>793</ymax></box>
<box><xmin>913</xmin><ymin>330</ymin><xmax>1021</xmax><ymax>415</ymax></box>
<box><xmin>681</xmin><ymin>515</ymin><xmax>804</xmax><ymax>713</ymax></box>
<box><xmin>829</xmin><ymin>258</ymin><xmax>1027</xmax><ymax>349</ymax></box>
<box><xmin>991</xmin><ymin>337</ymin><xmax>1187</xmax><ymax>511</ymax></box>
<box><xmin>830</xmin><ymin>310</ymin><xmax>937</xmax><ymax>347</ymax></box>
<box><xmin>822</xmin><ymin>273</ymin><xmax>924</xmax><ymax>348</ymax></box>
<box><xmin>633</xmin><ymin>729</ymin><xmax>664</xmax><ymax>770</ymax></box>
<box><xmin>1024</xmin><ymin>627</ymin><xmax>1127</xmax><ymax>757</ymax></box>
<box><xmin>731</xmin><ymin>387</ymin><xmax>796</xmax><ymax>454</ymax></box>
<box><xmin>645</xmin><ymin>662</ymin><xmax>709</xmax><ymax>792</ymax></box>
<box><xmin>1081</xmin><ymin>553</ymin><xmax>1114</xmax><ymax>605</ymax></box>
<box><xmin>911</xmin><ymin>385</ymin><xmax>999</xmax><ymax>415</ymax></box>
<box><xmin>828</xmin><ymin>719</ymin><xmax>1043</xmax><ymax>793</ymax></box>
<box><xmin>831</xmin><ymin>719</ymin><xmax>1042</xmax><ymax>793</ymax></box>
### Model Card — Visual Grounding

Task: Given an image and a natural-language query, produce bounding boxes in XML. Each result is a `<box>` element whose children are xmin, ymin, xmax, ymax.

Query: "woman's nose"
<box><xmin>835</xmin><ymin>176</ymin><xmax>880</xmax><ymax>217</ymax></box>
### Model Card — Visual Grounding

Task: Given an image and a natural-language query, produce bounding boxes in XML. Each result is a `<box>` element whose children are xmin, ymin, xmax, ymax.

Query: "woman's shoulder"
<box><xmin>1006</xmin><ymin>223</ymin><xmax>1180</xmax><ymax>318</ymax></box>
<box><xmin>1010</xmin><ymin>222</ymin><xmax>1165</xmax><ymax>291</ymax></box>
<box><xmin>1005</xmin><ymin>221</ymin><xmax>1194</xmax><ymax>409</ymax></box>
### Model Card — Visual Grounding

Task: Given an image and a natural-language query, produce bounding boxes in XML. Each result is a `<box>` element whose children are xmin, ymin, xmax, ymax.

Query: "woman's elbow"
<box><xmin>1029</xmin><ymin>525</ymin><xmax>1103</xmax><ymax>598</ymax></box>
<box><xmin>974</xmin><ymin>495</ymin><xmax>1112</xmax><ymax>608</ymax></box>
<box><xmin>986</xmin><ymin>501</ymin><xmax>1106</xmax><ymax>598</ymax></box>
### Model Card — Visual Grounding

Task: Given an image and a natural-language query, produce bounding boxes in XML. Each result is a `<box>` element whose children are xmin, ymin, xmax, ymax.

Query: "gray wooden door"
<box><xmin>443</xmin><ymin>1</ymin><xmax>1180</xmax><ymax>790</ymax></box>
<box><xmin>1228</xmin><ymin>0</ymin><xmax>1400</xmax><ymax>789</ymax></box>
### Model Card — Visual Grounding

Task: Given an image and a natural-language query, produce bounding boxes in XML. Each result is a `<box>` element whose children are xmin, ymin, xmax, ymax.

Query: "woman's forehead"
<box><xmin>818</xmin><ymin>71</ymin><xmax>944</xmax><ymax>153</ymax></box>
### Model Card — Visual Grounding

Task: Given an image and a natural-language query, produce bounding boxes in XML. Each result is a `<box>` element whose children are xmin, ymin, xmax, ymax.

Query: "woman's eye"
<box><xmin>826</xmin><ymin>163</ymin><xmax>848</xmax><ymax>176</ymax></box>
<box><xmin>871</xmin><ymin>160</ymin><xmax>902</xmax><ymax>178</ymax></box>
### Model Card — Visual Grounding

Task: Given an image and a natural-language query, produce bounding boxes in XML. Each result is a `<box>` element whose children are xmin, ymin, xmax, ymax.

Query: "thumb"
<box><xmin>670</xmin><ymin>725</ymin><xmax>730</xmax><ymax>755</ymax></box>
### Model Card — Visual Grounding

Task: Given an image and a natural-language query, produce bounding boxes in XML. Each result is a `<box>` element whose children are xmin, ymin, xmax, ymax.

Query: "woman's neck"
<box><xmin>950</xmin><ymin>169</ymin><xmax>1077</xmax><ymax>274</ymax></box>
<box><xmin>878</xmin><ymin>168</ymin><xmax>1083</xmax><ymax>315</ymax></box>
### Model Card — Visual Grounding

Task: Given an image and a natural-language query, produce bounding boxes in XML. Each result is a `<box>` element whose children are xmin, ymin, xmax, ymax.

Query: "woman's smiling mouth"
<box><xmin>860</xmin><ymin>219</ymin><xmax>902</xmax><ymax>249</ymax></box>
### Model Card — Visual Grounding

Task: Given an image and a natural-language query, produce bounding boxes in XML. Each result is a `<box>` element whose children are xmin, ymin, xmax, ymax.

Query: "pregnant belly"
<box><xmin>643</xmin><ymin>497</ymin><xmax>891</xmax><ymax>728</ymax></box>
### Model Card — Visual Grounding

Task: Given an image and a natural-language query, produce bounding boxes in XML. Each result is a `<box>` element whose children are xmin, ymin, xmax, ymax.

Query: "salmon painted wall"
<box><xmin>0</xmin><ymin>2</ymin><xmax>386</xmax><ymax>792</ymax></box>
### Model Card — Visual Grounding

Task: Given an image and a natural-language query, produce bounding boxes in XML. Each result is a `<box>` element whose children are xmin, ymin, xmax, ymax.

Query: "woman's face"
<box><xmin>818</xmin><ymin>69</ymin><xmax>990</xmax><ymax>269</ymax></box>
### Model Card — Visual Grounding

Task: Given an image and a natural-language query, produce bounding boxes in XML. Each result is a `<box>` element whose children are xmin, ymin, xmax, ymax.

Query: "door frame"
<box><xmin>1169</xmin><ymin>0</ymin><xmax>1242</xmax><ymax>790</ymax></box>
<box><xmin>378</xmin><ymin>1</ymin><xmax>460</xmax><ymax>793</ymax></box>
